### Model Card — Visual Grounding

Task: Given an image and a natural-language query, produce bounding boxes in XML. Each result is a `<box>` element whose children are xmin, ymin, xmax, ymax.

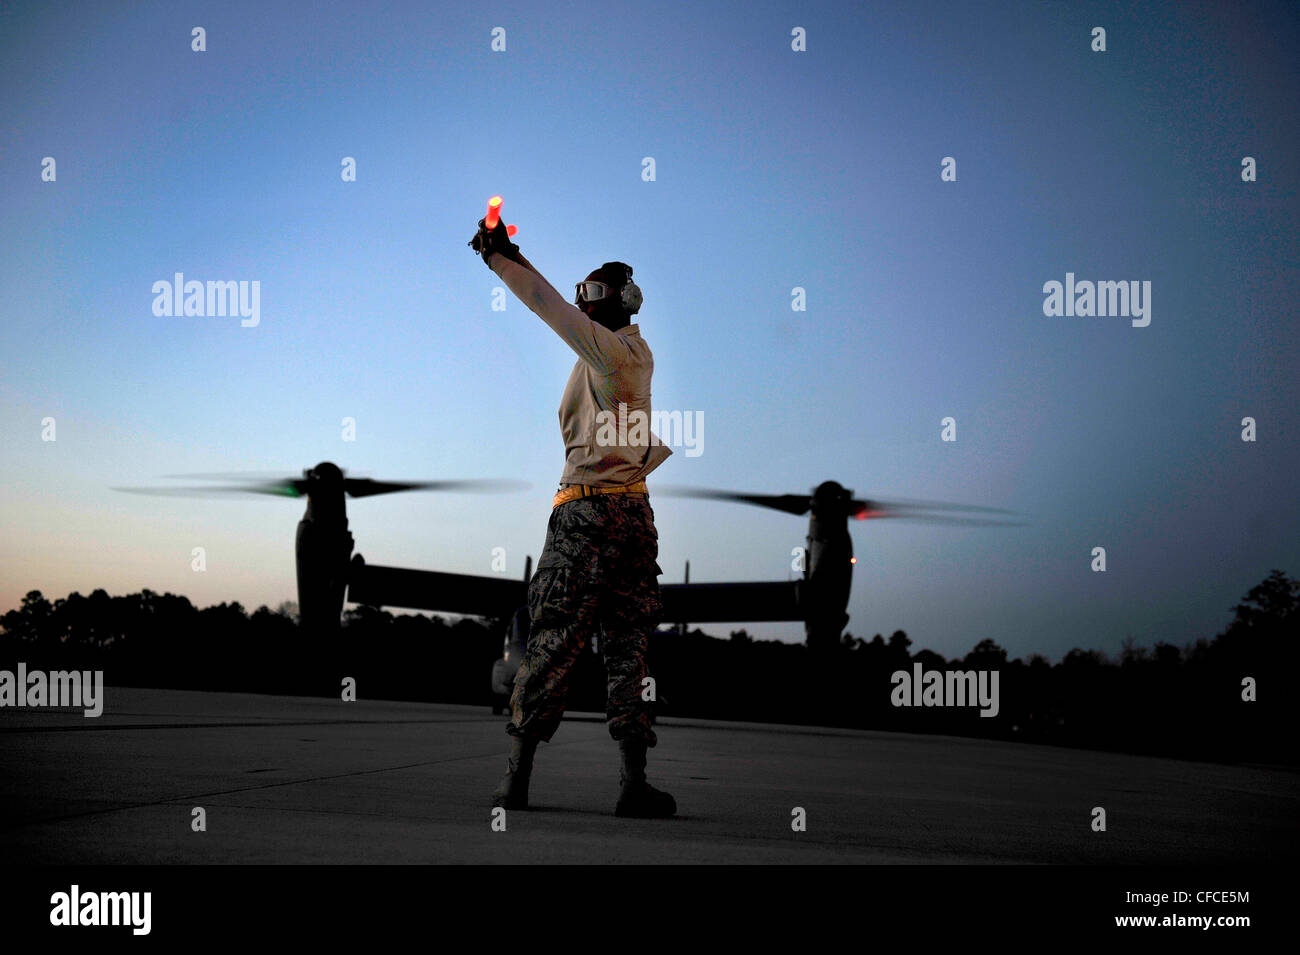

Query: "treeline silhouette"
<box><xmin>1</xmin><ymin>570</ymin><xmax>1293</xmax><ymax>765</ymax></box>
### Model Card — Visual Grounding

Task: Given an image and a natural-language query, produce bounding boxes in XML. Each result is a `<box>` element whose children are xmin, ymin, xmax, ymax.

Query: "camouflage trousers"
<box><xmin>507</xmin><ymin>492</ymin><xmax>663</xmax><ymax>746</ymax></box>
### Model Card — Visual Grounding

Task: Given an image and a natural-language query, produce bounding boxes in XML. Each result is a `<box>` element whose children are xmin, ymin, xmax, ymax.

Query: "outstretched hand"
<box><xmin>468</xmin><ymin>218</ymin><xmax>520</xmax><ymax>267</ymax></box>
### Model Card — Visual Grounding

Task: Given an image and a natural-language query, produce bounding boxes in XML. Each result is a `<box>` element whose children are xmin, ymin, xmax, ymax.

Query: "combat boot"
<box><xmin>615</xmin><ymin>738</ymin><xmax>676</xmax><ymax>818</ymax></box>
<box><xmin>491</xmin><ymin>735</ymin><xmax>538</xmax><ymax>810</ymax></box>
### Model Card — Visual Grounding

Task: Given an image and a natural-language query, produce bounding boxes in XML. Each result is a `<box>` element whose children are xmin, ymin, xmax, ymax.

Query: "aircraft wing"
<box><xmin>347</xmin><ymin>558</ymin><xmax>525</xmax><ymax>617</ymax></box>
<box><xmin>348</xmin><ymin>556</ymin><xmax>802</xmax><ymax>624</ymax></box>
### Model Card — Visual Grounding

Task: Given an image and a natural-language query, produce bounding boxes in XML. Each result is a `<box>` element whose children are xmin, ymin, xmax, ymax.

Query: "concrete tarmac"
<box><xmin>1</xmin><ymin>688</ymin><xmax>1295</xmax><ymax>864</ymax></box>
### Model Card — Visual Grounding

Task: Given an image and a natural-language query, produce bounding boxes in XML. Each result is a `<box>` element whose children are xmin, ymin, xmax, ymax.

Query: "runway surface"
<box><xmin>1</xmin><ymin>687</ymin><xmax>1295</xmax><ymax>864</ymax></box>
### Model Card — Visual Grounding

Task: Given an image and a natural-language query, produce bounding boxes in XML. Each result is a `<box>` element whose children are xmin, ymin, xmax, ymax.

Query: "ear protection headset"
<box><xmin>576</xmin><ymin>263</ymin><xmax>642</xmax><ymax>315</ymax></box>
<box><xmin>616</xmin><ymin>264</ymin><xmax>643</xmax><ymax>315</ymax></box>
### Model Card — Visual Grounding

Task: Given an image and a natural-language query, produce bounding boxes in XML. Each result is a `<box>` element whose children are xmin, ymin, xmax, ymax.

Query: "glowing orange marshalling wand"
<box><xmin>484</xmin><ymin>195</ymin><xmax>518</xmax><ymax>236</ymax></box>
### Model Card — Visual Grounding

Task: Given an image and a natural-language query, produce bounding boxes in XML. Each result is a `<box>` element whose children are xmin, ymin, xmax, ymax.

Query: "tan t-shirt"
<box><xmin>489</xmin><ymin>253</ymin><xmax>672</xmax><ymax>487</ymax></box>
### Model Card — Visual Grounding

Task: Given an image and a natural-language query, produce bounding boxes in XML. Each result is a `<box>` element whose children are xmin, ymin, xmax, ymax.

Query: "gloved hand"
<box><xmin>468</xmin><ymin>218</ymin><xmax>519</xmax><ymax>267</ymax></box>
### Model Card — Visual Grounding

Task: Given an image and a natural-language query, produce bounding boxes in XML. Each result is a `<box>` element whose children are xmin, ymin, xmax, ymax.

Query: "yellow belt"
<box><xmin>552</xmin><ymin>481</ymin><xmax>648</xmax><ymax>509</ymax></box>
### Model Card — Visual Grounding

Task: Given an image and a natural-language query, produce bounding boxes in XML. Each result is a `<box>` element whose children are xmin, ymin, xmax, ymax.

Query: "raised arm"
<box><xmin>511</xmin><ymin>250</ymin><xmax>541</xmax><ymax>276</ymax></box>
<box><xmin>489</xmin><ymin>252</ymin><xmax>632</xmax><ymax>373</ymax></box>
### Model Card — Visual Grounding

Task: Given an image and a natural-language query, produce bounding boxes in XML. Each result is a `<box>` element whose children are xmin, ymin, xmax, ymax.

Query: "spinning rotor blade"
<box><xmin>852</xmin><ymin>511</ymin><xmax>1027</xmax><ymax>527</ymax></box>
<box><xmin>656</xmin><ymin>484</ymin><xmax>1022</xmax><ymax>525</ymax></box>
<box><xmin>159</xmin><ymin>471</ymin><xmax>324</xmax><ymax>482</ymax></box>
<box><xmin>116</xmin><ymin>473</ymin><xmax>528</xmax><ymax>499</ymax></box>
<box><xmin>343</xmin><ymin>478</ymin><xmax>529</xmax><ymax>498</ymax></box>
<box><xmin>652</xmin><ymin>485</ymin><xmax>812</xmax><ymax>516</ymax></box>
<box><xmin>112</xmin><ymin>481</ymin><xmax>305</xmax><ymax>498</ymax></box>
<box><xmin>848</xmin><ymin>496</ymin><xmax>1016</xmax><ymax>518</ymax></box>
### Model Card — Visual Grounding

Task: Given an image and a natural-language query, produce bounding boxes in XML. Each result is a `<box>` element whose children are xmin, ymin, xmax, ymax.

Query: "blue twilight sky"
<box><xmin>1</xmin><ymin>0</ymin><xmax>1297</xmax><ymax>661</ymax></box>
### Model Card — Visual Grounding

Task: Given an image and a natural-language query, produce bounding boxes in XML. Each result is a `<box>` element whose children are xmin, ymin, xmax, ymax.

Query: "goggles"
<box><xmin>575</xmin><ymin>280</ymin><xmax>617</xmax><ymax>304</ymax></box>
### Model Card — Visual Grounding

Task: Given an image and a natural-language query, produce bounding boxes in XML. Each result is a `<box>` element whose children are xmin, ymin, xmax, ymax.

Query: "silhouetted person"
<box><xmin>469</xmin><ymin>218</ymin><xmax>675</xmax><ymax>817</ymax></box>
